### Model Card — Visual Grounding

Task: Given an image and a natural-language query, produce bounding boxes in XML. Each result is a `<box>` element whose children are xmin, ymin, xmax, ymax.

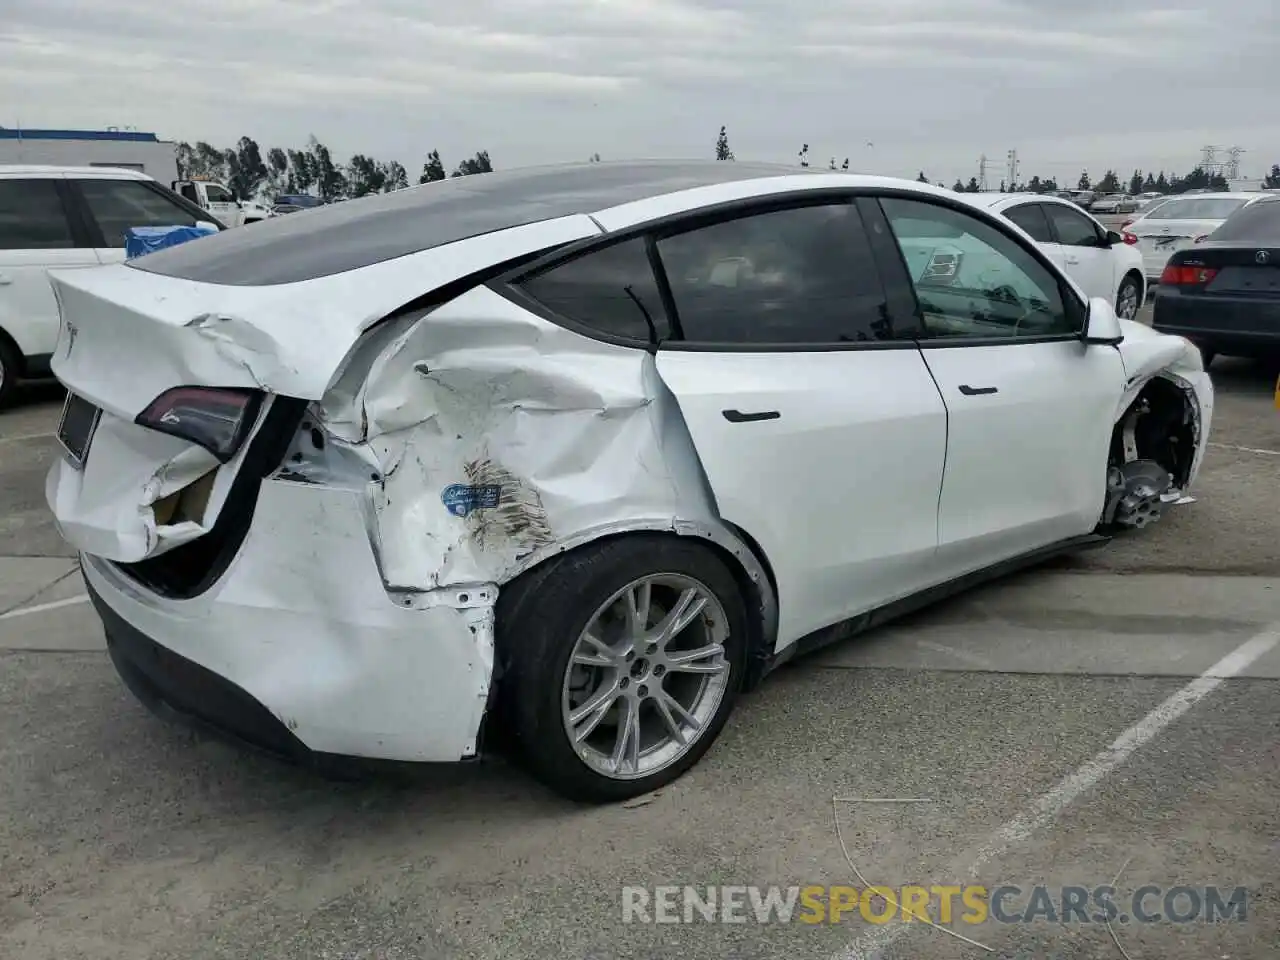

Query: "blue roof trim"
<box><xmin>0</xmin><ymin>129</ymin><xmax>160</xmax><ymax>142</ymax></box>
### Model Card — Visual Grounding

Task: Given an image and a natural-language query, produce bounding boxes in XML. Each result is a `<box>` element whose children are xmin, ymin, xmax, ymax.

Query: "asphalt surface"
<box><xmin>1</xmin><ymin>333</ymin><xmax>1278</xmax><ymax>960</ymax></box>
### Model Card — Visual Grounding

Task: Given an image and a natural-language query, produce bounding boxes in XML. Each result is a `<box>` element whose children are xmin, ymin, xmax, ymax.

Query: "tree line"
<box><xmin>175</xmin><ymin>136</ymin><xmax>495</xmax><ymax>202</ymax></box>
<box><xmin>715</xmin><ymin>126</ymin><xmax>1280</xmax><ymax>196</ymax></box>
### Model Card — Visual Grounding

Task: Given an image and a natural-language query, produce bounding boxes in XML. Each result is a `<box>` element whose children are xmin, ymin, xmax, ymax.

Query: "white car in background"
<box><xmin>44</xmin><ymin>163</ymin><xmax>1213</xmax><ymax>802</ymax></box>
<box><xmin>0</xmin><ymin>165</ymin><xmax>221</xmax><ymax>406</ymax></box>
<box><xmin>970</xmin><ymin>193</ymin><xmax>1147</xmax><ymax>320</ymax></box>
<box><xmin>1122</xmin><ymin>193</ymin><xmax>1265</xmax><ymax>283</ymax></box>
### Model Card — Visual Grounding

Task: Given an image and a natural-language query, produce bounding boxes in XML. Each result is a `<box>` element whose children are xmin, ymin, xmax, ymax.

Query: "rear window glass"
<box><xmin>1145</xmin><ymin>198</ymin><xmax>1248</xmax><ymax>220</ymax></box>
<box><xmin>1207</xmin><ymin>199</ymin><xmax>1280</xmax><ymax>242</ymax></box>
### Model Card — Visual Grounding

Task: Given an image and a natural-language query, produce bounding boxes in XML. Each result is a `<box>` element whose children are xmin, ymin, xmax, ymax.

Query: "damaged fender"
<box><xmin>306</xmin><ymin>282</ymin><xmax>778</xmax><ymax>651</ymax></box>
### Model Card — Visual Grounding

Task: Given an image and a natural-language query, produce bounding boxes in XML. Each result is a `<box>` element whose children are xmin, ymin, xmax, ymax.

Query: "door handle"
<box><xmin>722</xmin><ymin>409</ymin><xmax>781</xmax><ymax>423</ymax></box>
<box><xmin>958</xmin><ymin>384</ymin><xmax>998</xmax><ymax>396</ymax></box>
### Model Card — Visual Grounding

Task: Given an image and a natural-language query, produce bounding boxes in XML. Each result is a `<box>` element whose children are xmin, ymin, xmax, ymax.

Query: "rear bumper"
<box><xmin>81</xmin><ymin>477</ymin><xmax>496</xmax><ymax>765</ymax></box>
<box><xmin>1152</xmin><ymin>292</ymin><xmax>1280</xmax><ymax>353</ymax></box>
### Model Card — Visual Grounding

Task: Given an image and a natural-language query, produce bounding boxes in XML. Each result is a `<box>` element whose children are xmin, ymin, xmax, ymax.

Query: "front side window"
<box><xmin>516</xmin><ymin>237</ymin><xmax>670</xmax><ymax>341</ymax></box>
<box><xmin>0</xmin><ymin>179</ymin><xmax>75</xmax><ymax>250</ymax></box>
<box><xmin>1003</xmin><ymin>203</ymin><xmax>1054</xmax><ymax>243</ymax></box>
<box><xmin>880</xmin><ymin>197</ymin><xmax>1077</xmax><ymax>340</ymax></box>
<box><xmin>78</xmin><ymin>179</ymin><xmax>200</xmax><ymax>247</ymax></box>
<box><xmin>655</xmin><ymin>202</ymin><xmax>893</xmax><ymax>344</ymax></box>
<box><xmin>1045</xmin><ymin>204</ymin><xmax>1102</xmax><ymax>247</ymax></box>
<box><xmin>204</xmin><ymin>184</ymin><xmax>234</xmax><ymax>204</ymax></box>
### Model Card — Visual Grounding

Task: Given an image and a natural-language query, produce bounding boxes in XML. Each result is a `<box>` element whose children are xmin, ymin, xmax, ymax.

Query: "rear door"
<box><xmin>0</xmin><ymin>176</ymin><xmax>100</xmax><ymax>361</ymax></box>
<box><xmin>1042</xmin><ymin>202</ymin><xmax>1115</xmax><ymax>301</ymax></box>
<box><xmin>875</xmin><ymin>195</ymin><xmax>1126</xmax><ymax>578</ymax></box>
<box><xmin>637</xmin><ymin>199</ymin><xmax>949</xmax><ymax>644</ymax></box>
<box><xmin>69</xmin><ymin>177</ymin><xmax>210</xmax><ymax>267</ymax></box>
<box><xmin>1001</xmin><ymin>202</ymin><xmax>1066</xmax><ymax>271</ymax></box>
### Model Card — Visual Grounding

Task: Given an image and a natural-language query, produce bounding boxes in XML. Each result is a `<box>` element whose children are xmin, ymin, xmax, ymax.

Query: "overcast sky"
<box><xmin>3</xmin><ymin>0</ymin><xmax>1276</xmax><ymax>185</ymax></box>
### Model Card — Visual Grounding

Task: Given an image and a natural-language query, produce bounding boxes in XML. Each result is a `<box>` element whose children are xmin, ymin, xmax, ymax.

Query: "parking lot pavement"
<box><xmin>1</xmin><ymin>359</ymin><xmax>1277</xmax><ymax>960</ymax></box>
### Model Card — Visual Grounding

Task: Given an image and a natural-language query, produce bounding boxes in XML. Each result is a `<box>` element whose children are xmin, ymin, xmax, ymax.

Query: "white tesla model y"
<box><xmin>45</xmin><ymin>162</ymin><xmax>1213</xmax><ymax>802</ymax></box>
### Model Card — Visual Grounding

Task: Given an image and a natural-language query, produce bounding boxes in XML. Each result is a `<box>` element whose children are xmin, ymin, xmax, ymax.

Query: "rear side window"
<box><xmin>516</xmin><ymin>237</ymin><xmax>670</xmax><ymax>341</ymax></box>
<box><xmin>1207</xmin><ymin>200</ymin><xmax>1280</xmax><ymax>242</ymax></box>
<box><xmin>0</xmin><ymin>179</ymin><xmax>75</xmax><ymax>250</ymax></box>
<box><xmin>655</xmin><ymin>202</ymin><xmax>892</xmax><ymax>344</ymax></box>
<box><xmin>78</xmin><ymin>179</ymin><xmax>200</xmax><ymax>247</ymax></box>
<box><xmin>1003</xmin><ymin>204</ymin><xmax>1053</xmax><ymax>243</ymax></box>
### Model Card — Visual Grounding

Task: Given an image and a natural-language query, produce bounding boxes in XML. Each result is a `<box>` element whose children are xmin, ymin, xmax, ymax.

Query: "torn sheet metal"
<box><xmin>46</xmin><ymin>215</ymin><xmax>602</xmax><ymax>418</ymax></box>
<box><xmin>312</xmin><ymin>284</ymin><xmax>744</xmax><ymax>593</ymax></box>
<box><xmin>45</xmin><ymin>395</ymin><xmax>290</xmax><ymax>562</ymax></box>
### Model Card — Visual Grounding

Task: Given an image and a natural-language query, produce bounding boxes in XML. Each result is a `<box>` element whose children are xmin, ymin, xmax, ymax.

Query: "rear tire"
<box><xmin>0</xmin><ymin>339</ymin><xmax>20</xmax><ymax>410</ymax></box>
<box><xmin>498</xmin><ymin>535</ymin><xmax>749</xmax><ymax>803</ymax></box>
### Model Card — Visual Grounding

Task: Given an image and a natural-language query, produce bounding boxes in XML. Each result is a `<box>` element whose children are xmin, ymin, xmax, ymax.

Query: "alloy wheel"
<box><xmin>560</xmin><ymin>573</ymin><xmax>731</xmax><ymax>780</ymax></box>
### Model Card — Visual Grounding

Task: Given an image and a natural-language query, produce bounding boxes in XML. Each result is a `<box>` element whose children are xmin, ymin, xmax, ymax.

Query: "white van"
<box><xmin>0</xmin><ymin>165</ymin><xmax>222</xmax><ymax>406</ymax></box>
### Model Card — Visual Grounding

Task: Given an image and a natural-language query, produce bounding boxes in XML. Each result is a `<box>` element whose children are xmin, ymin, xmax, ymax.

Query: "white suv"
<box><xmin>0</xmin><ymin>165</ymin><xmax>221</xmax><ymax>406</ymax></box>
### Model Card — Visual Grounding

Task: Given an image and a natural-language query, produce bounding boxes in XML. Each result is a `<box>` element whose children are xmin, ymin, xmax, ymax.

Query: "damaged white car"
<box><xmin>45</xmin><ymin>162</ymin><xmax>1213</xmax><ymax>802</ymax></box>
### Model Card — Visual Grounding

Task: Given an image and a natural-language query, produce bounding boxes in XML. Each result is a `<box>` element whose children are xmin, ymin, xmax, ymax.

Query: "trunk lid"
<box><xmin>1177</xmin><ymin>243</ymin><xmax>1280</xmax><ymax>297</ymax></box>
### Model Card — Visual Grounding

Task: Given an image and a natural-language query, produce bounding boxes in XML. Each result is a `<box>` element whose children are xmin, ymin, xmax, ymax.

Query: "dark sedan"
<box><xmin>1151</xmin><ymin>196</ymin><xmax>1280</xmax><ymax>367</ymax></box>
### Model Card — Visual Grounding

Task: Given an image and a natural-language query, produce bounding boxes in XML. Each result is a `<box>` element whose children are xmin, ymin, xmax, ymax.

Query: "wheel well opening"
<box><xmin>492</xmin><ymin>528</ymin><xmax>776</xmax><ymax>684</ymax></box>
<box><xmin>0</xmin><ymin>326</ymin><xmax>25</xmax><ymax>377</ymax></box>
<box><xmin>1124</xmin><ymin>269</ymin><xmax>1145</xmax><ymax>299</ymax></box>
<box><xmin>1110</xmin><ymin>375</ymin><xmax>1198</xmax><ymax>489</ymax></box>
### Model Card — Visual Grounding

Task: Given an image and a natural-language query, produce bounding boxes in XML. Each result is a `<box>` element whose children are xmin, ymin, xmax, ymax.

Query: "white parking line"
<box><xmin>1209</xmin><ymin>441</ymin><xmax>1280</xmax><ymax>457</ymax></box>
<box><xmin>0</xmin><ymin>594</ymin><xmax>90</xmax><ymax>620</ymax></box>
<box><xmin>838</xmin><ymin>622</ymin><xmax>1280</xmax><ymax>960</ymax></box>
<box><xmin>0</xmin><ymin>430</ymin><xmax>56</xmax><ymax>444</ymax></box>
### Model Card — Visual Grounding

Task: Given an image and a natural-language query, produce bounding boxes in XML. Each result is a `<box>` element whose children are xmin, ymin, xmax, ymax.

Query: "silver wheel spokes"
<box><xmin>1117</xmin><ymin>285</ymin><xmax>1139</xmax><ymax>320</ymax></box>
<box><xmin>561</xmin><ymin>573</ymin><xmax>731</xmax><ymax>780</ymax></box>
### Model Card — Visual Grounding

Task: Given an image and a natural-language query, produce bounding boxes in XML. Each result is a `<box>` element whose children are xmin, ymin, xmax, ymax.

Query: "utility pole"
<box><xmin>978</xmin><ymin>154</ymin><xmax>989</xmax><ymax>191</ymax></box>
<box><xmin>1226</xmin><ymin>147</ymin><xmax>1244</xmax><ymax>179</ymax></box>
<box><xmin>1006</xmin><ymin>149</ymin><xmax>1019</xmax><ymax>191</ymax></box>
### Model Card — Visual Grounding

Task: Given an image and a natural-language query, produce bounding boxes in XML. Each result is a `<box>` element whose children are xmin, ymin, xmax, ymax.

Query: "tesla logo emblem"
<box><xmin>1256</xmin><ymin>250</ymin><xmax>1270</xmax><ymax>264</ymax></box>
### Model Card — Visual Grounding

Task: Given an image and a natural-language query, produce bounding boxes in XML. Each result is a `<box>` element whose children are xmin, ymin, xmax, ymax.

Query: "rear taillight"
<box><xmin>1159</xmin><ymin>265</ymin><xmax>1218</xmax><ymax>286</ymax></box>
<box><xmin>136</xmin><ymin>386</ymin><xmax>263</xmax><ymax>461</ymax></box>
<box><xmin>1122</xmin><ymin>231</ymin><xmax>1138</xmax><ymax>245</ymax></box>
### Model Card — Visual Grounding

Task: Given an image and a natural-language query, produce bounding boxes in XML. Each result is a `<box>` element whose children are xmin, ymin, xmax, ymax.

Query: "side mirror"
<box><xmin>1083</xmin><ymin>296</ymin><xmax>1124</xmax><ymax>345</ymax></box>
<box><xmin>1104</xmin><ymin>229</ymin><xmax>1123</xmax><ymax>246</ymax></box>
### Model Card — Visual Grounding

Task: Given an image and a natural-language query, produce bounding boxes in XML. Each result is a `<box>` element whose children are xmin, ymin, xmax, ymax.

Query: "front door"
<box><xmin>1043</xmin><ymin>202</ymin><xmax>1116</xmax><ymax>302</ymax></box>
<box><xmin>648</xmin><ymin>200</ymin><xmax>949</xmax><ymax>645</ymax></box>
<box><xmin>876</xmin><ymin>195</ymin><xmax>1126</xmax><ymax>577</ymax></box>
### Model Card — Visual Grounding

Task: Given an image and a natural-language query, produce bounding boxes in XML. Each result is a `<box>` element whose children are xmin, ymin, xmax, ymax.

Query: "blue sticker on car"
<box><xmin>441</xmin><ymin>483</ymin><xmax>502</xmax><ymax>517</ymax></box>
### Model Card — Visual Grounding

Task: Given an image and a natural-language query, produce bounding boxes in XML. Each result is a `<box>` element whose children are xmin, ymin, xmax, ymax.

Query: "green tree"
<box><xmin>965</xmin><ymin>176</ymin><xmax>980</xmax><ymax>192</ymax></box>
<box><xmin>798</xmin><ymin>143</ymin><xmax>809</xmax><ymax>168</ymax></box>
<box><xmin>952</xmin><ymin>179</ymin><xmax>965</xmax><ymax>192</ymax></box>
<box><xmin>998</xmin><ymin>180</ymin><xmax>1007</xmax><ymax>192</ymax></box>
<box><xmin>382</xmin><ymin>161</ymin><xmax>409</xmax><ymax>191</ymax></box>
<box><xmin>419</xmin><ymin>150</ymin><xmax>446</xmax><ymax>183</ymax></box>
<box><xmin>1266</xmin><ymin>164</ymin><xmax>1280</xmax><ymax>189</ymax></box>
<box><xmin>1095</xmin><ymin>170</ymin><xmax>1121</xmax><ymax>193</ymax></box>
<box><xmin>1155</xmin><ymin>172</ymin><xmax>1170</xmax><ymax>192</ymax></box>
<box><xmin>265</xmin><ymin>147</ymin><xmax>289</xmax><ymax>198</ymax></box>
<box><xmin>588</xmin><ymin>152</ymin><xmax>602</xmax><ymax>162</ymax></box>
<box><xmin>452</xmin><ymin>150</ymin><xmax>493</xmax><ymax>177</ymax></box>
<box><xmin>1077</xmin><ymin>170</ymin><xmax>1091</xmax><ymax>191</ymax></box>
<box><xmin>226</xmin><ymin>137</ymin><xmax>268</xmax><ymax>199</ymax></box>
<box><xmin>715</xmin><ymin>126</ymin><xmax>734</xmax><ymax>161</ymax></box>
<box><xmin>286</xmin><ymin>148</ymin><xmax>315</xmax><ymax>194</ymax></box>
<box><xmin>1128</xmin><ymin>170</ymin><xmax>1144</xmax><ymax>195</ymax></box>
<box><xmin>308</xmin><ymin>136</ymin><xmax>348</xmax><ymax>201</ymax></box>
<box><xmin>1143</xmin><ymin>172</ymin><xmax>1157</xmax><ymax>191</ymax></box>
<box><xmin>346</xmin><ymin>154</ymin><xmax>386</xmax><ymax>197</ymax></box>
<box><xmin>1027</xmin><ymin>175</ymin><xmax>1043</xmax><ymax>193</ymax></box>
<box><xmin>916</xmin><ymin>171</ymin><xmax>929</xmax><ymax>183</ymax></box>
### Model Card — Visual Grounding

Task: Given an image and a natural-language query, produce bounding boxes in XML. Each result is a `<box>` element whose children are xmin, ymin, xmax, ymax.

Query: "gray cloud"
<box><xmin>2</xmin><ymin>0</ymin><xmax>1277</xmax><ymax>184</ymax></box>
